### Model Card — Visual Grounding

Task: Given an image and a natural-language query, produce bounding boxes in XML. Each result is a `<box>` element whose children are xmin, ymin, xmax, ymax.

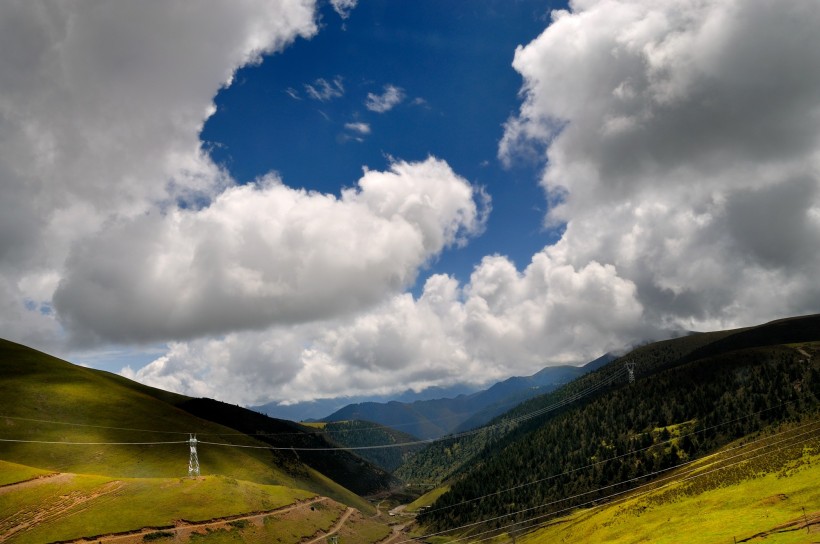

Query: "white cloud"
<box><xmin>305</xmin><ymin>76</ymin><xmax>345</xmax><ymax>101</ymax></box>
<box><xmin>129</xmin><ymin>247</ymin><xmax>646</xmax><ymax>405</ymax></box>
<box><xmin>365</xmin><ymin>84</ymin><xmax>405</xmax><ymax>113</ymax></box>
<box><xmin>500</xmin><ymin>0</ymin><xmax>820</xmax><ymax>331</ymax></box>
<box><xmin>54</xmin><ymin>158</ymin><xmax>487</xmax><ymax>344</ymax></box>
<box><xmin>330</xmin><ymin>0</ymin><xmax>358</xmax><ymax>20</ymax></box>
<box><xmin>0</xmin><ymin>0</ymin><xmax>317</xmax><ymax>353</ymax></box>
<box><xmin>344</xmin><ymin>122</ymin><xmax>371</xmax><ymax>135</ymax></box>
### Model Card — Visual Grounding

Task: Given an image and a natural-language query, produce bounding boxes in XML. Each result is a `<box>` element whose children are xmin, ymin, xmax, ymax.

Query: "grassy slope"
<box><xmin>0</xmin><ymin>339</ymin><xmax>282</xmax><ymax>480</ymax></box>
<box><xmin>0</xmin><ymin>338</ymin><xmax>374</xmax><ymax>513</ymax></box>
<box><xmin>517</xmin><ymin>418</ymin><xmax>820</xmax><ymax>544</ymax></box>
<box><xmin>178</xmin><ymin>501</ymin><xmax>390</xmax><ymax>544</ymax></box>
<box><xmin>406</xmin><ymin>485</ymin><xmax>450</xmax><ymax>513</ymax></box>
<box><xmin>0</xmin><ymin>472</ymin><xmax>313</xmax><ymax>543</ymax></box>
<box><xmin>0</xmin><ymin>460</ymin><xmax>51</xmax><ymax>487</ymax></box>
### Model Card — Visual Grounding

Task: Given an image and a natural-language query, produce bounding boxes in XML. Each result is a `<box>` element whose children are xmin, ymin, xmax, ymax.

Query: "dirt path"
<box><xmin>57</xmin><ymin>497</ymin><xmax>327</xmax><ymax>544</ymax></box>
<box><xmin>738</xmin><ymin>509</ymin><xmax>820</xmax><ymax>542</ymax></box>
<box><xmin>303</xmin><ymin>507</ymin><xmax>354</xmax><ymax>544</ymax></box>
<box><xmin>0</xmin><ymin>472</ymin><xmax>69</xmax><ymax>495</ymax></box>
<box><xmin>378</xmin><ymin>521</ymin><xmax>420</xmax><ymax>544</ymax></box>
<box><xmin>1</xmin><ymin>479</ymin><xmax>123</xmax><ymax>542</ymax></box>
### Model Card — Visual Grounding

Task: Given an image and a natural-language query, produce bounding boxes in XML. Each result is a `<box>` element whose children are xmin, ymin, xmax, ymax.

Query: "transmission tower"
<box><xmin>625</xmin><ymin>362</ymin><xmax>636</xmax><ymax>384</ymax></box>
<box><xmin>188</xmin><ymin>434</ymin><xmax>200</xmax><ymax>478</ymax></box>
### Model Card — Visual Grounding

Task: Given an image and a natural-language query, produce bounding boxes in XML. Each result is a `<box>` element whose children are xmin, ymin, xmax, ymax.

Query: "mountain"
<box><xmin>307</xmin><ymin>420</ymin><xmax>426</xmax><ymax>473</ymax></box>
<box><xmin>411</xmin><ymin>314</ymin><xmax>820</xmax><ymax>535</ymax></box>
<box><xmin>320</xmin><ymin>357</ymin><xmax>613</xmax><ymax>440</ymax></box>
<box><xmin>251</xmin><ymin>383</ymin><xmax>481</xmax><ymax>422</ymax></box>
<box><xmin>452</xmin><ymin>353</ymin><xmax>618</xmax><ymax>433</ymax></box>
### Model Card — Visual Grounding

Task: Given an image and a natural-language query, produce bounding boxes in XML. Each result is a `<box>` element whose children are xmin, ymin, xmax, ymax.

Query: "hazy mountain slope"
<box><xmin>416</xmin><ymin>314</ymin><xmax>820</xmax><ymax>531</ymax></box>
<box><xmin>253</xmin><ymin>383</ymin><xmax>480</xmax><ymax>422</ymax></box>
<box><xmin>323</xmin><ymin>362</ymin><xmax>604</xmax><ymax>440</ymax></box>
<box><xmin>454</xmin><ymin>354</ymin><xmax>619</xmax><ymax>433</ymax></box>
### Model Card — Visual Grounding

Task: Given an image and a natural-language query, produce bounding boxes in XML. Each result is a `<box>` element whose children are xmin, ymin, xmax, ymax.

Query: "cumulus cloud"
<box><xmin>501</xmin><ymin>0</ymin><xmax>820</xmax><ymax>331</ymax></box>
<box><xmin>305</xmin><ymin>76</ymin><xmax>345</xmax><ymax>101</ymax></box>
<box><xmin>128</xmin><ymin>246</ymin><xmax>646</xmax><ymax>405</ymax></box>
<box><xmin>54</xmin><ymin>158</ymin><xmax>487</xmax><ymax>344</ymax></box>
<box><xmin>365</xmin><ymin>84</ymin><xmax>405</xmax><ymax>113</ymax></box>
<box><xmin>0</xmin><ymin>0</ymin><xmax>319</xmax><ymax>354</ymax></box>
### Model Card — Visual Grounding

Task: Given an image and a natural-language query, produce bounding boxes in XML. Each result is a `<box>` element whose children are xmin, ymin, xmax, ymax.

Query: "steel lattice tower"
<box><xmin>625</xmin><ymin>362</ymin><xmax>636</xmax><ymax>384</ymax></box>
<box><xmin>188</xmin><ymin>434</ymin><xmax>200</xmax><ymax>478</ymax></box>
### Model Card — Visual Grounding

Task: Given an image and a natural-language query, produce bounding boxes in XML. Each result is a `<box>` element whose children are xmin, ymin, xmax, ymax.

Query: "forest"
<box><xmin>416</xmin><ymin>317</ymin><xmax>820</xmax><ymax>530</ymax></box>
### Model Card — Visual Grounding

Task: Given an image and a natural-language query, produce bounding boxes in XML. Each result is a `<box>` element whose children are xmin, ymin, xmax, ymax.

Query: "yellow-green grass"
<box><xmin>338</xmin><ymin>510</ymin><xmax>393</xmax><ymax>543</ymax></box>
<box><xmin>261</xmin><ymin>500</ymin><xmax>345</xmax><ymax>543</ymax></box>
<box><xmin>0</xmin><ymin>340</ymin><xmax>283</xmax><ymax>480</ymax></box>
<box><xmin>0</xmin><ymin>471</ymin><xmax>314</xmax><ymax>543</ymax></box>
<box><xmin>173</xmin><ymin>501</ymin><xmax>349</xmax><ymax>544</ymax></box>
<box><xmin>517</xmin><ymin>433</ymin><xmax>820</xmax><ymax>544</ymax></box>
<box><xmin>406</xmin><ymin>485</ymin><xmax>450</xmax><ymax>512</ymax></box>
<box><xmin>166</xmin><ymin>503</ymin><xmax>392</xmax><ymax>544</ymax></box>
<box><xmin>0</xmin><ymin>459</ymin><xmax>52</xmax><ymax>486</ymax></box>
<box><xmin>301</xmin><ymin>422</ymin><xmax>328</xmax><ymax>429</ymax></box>
<box><xmin>301</xmin><ymin>464</ymin><xmax>375</xmax><ymax>515</ymax></box>
<box><xmin>0</xmin><ymin>339</ymin><xmax>371</xmax><ymax>509</ymax></box>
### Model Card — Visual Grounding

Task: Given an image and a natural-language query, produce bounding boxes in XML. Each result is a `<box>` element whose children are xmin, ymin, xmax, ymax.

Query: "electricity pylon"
<box><xmin>188</xmin><ymin>434</ymin><xmax>200</xmax><ymax>478</ymax></box>
<box><xmin>625</xmin><ymin>362</ymin><xmax>636</xmax><ymax>384</ymax></box>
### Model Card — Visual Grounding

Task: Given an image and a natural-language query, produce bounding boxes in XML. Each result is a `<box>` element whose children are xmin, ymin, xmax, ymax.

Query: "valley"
<box><xmin>1</xmin><ymin>315</ymin><xmax>818</xmax><ymax>543</ymax></box>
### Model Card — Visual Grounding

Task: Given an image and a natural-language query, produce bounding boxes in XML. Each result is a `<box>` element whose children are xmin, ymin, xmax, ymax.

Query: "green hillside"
<box><xmin>0</xmin><ymin>338</ymin><xmax>383</xmax><ymax>511</ymax></box>
<box><xmin>517</xmin><ymin>417</ymin><xmax>820</xmax><ymax>543</ymax></box>
<box><xmin>316</xmin><ymin>419</ymin><xmax>426</xmax><ymax>472</ymax></box>
<box><xmin>413</xmin><ymin>315</ymin><xmax>820</xmax><ymax>534</ymax></box>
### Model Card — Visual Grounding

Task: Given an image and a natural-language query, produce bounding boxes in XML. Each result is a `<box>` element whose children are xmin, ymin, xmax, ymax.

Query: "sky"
<box><xmin>2</xmin><ymin>0</ymin><xmax>820</xmax><ymax>408</ymax></box>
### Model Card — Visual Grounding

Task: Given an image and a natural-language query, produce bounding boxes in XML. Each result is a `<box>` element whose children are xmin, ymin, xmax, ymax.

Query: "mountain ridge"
<box><xmin>412</xmin><ymin>314</ymin><xmax>820</xmax><ymax>533</ymax></box>
<box><xmin>318</xmin><ymin>355</ymin><xmax>616</xmax><ymax>440</ymax></box>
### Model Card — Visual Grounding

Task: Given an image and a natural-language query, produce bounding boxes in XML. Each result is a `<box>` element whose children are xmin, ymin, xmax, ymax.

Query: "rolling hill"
<box><xmin>0</xmin><ymin>338</ymin><xmax>400</xmax><ymax>543</ymax></box>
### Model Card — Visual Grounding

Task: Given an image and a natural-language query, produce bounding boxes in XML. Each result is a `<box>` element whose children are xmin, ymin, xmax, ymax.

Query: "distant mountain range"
<box><xmin>317</xmin><ymin>354</ymin><xmax>617</xmax><ymax>440</ymax></box>
<box><xmin>251</xmin><ymin>382</ymin><xmax>482</xmax><ymax>422</ymax></box>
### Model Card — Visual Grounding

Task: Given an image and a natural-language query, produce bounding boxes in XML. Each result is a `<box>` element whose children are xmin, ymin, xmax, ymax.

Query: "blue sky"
<box><xmin>3</xmin><ymin>0</ymin><xmax>820</xmax><ymax>406</ymax></box>
<box><xmin>202</xmin><ymin>0</ymin><xmax>561</xmax><ymax>287</ymax></box>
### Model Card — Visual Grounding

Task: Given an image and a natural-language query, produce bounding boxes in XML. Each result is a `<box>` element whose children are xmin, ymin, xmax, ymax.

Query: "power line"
<box><xmin>0</xmin><ymin>367</ymin><xmax>627</xmax><ymax>453</ymax></box>
<box><xmin>0</xmin><ymin>368</ymin><xmax>625</xmax><ymax>449</ymax></box>
<box><xmin>0</xmin><ymin>414</ymin><xmax>191</xmax><ymax>435</ymax></box>
<box><xmin>399</xmin><ymin>419</ymin><xmax>820</xmax><ymax>544</ymax></box>
<box><xmin>0</xmin><ymin>438</ymin><xmax>187</xmax><ymax>445</ymax></box>
<box><xmin>417</xmin><ymin>397</ymin><xmax>805</xmax><ymax>517</ymax></box>
<box><xmin>465</xmin><ymin>429</ymin><xmax>820</xmax><ymax>544</ymax></box>
<box><xmin>198</xmin><ymin>369</ymin><xmax>626</xmax><ymax>451</ymax></box>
